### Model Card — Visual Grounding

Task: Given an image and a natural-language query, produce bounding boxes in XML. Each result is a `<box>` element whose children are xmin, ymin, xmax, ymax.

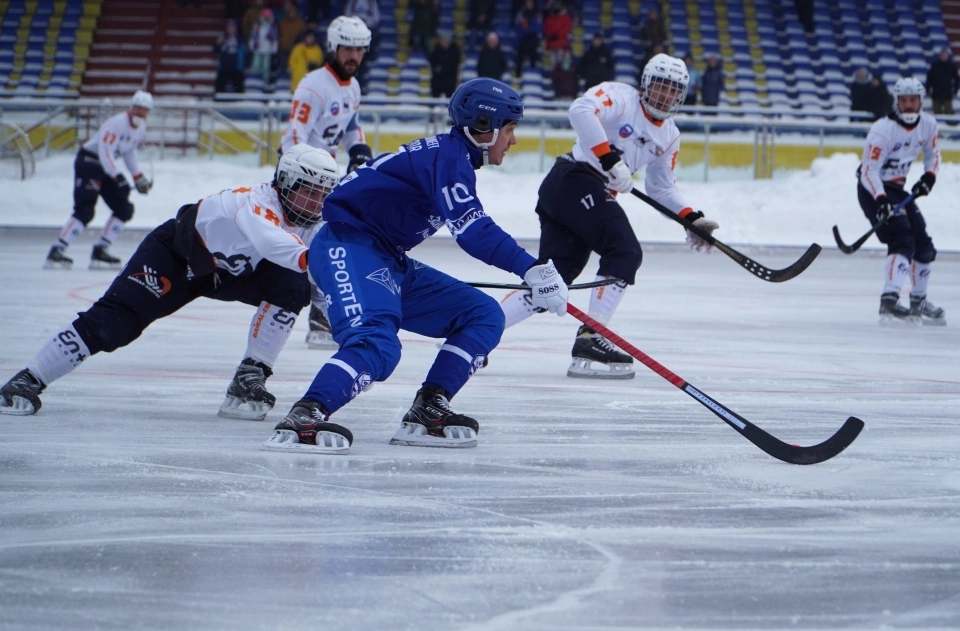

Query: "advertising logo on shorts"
<box><xmin>619</xmin><ymin>124</ymin><xmax>634</xmax><ymax>139</ymax></box>
<box><xmin>350</xmin><ymin>372</ymin><xmax>372</xmax><ymax>399</ymax></box>
<box><xmin>127</xmin><ymin>265</ymin><xmax>172</xmax><ymax>298</ymax></box>
<box><xmin>330</xmin><ymin>101</ymin><xmax>340</xmax><ymax>116</ymax></box>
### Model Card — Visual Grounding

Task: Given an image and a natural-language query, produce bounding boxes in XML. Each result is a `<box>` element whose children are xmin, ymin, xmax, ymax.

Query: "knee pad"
<box><xmin>263</xmin><ymin>272</ymin><xmax>311</xmax><ymax>313</ymax></box>
<box><xmin>914</xmin><ymin>240</ymin><xmax>937</xmax><ymax>264</ymax></box>
<box><xmin>72</xmin><ymin>191</ymin><xmax>97</xmax><ymax>225</ymax></box>
<box><xmin>73</xmin><ymin>301</ymin><xmax>144</xmax><ymax>354</ymax></box>
<box><xmin>110</xmin><ymin>201</ymin><xmax>135</xmax><ymax>223</ymax></box>
<box><xmin>877</xmin><ymin>216</ymin><xmax>915</xmax><ymax>260</ymax></box>
<box><xmin>598</xmin><ymin>247</ymin><xmax>643</xmax><ymax>285</ymax></box>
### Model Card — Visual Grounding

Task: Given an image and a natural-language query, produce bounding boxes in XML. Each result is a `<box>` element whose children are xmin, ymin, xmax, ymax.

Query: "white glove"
<box><xmin>684</xmin><ymin>212</ymin><xmax>719</xmax><ymax>253</ymax></box>
<box><xmin>133</xmin><ymin>174</ymin><xmax>152</xmax><ymax>194</ymax></box>
<box><xmin>523</xmin><ymin>259</ymin><xmax>568</xmax><ymax>316</ymax></box>
<box><xmin>605</xmin><ymin>159</ymin><xmax>635</xmax><ymax>194</ymax></box>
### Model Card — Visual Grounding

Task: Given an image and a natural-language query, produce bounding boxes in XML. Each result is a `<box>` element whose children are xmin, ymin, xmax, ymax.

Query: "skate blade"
<box><xmin>878</xmin><ymin>314</ymin><xmax>921</xmax><ymax>327</ymax></box>
<box><xmin>0</xmin><ymin>396</ymin><xmax>39</xmax><ymax>416</ymax></box>
<box><xmin>305</xmin><ymin>331</ymin><xmax>339</xmax><ymax>349</ymax></box>
<box><xmin>566</xmin><ymin>358</ymin><xmax>635</xmax><ymax>380</ymax></box>
<box><xmin>89</xmin><ymin>260</ymin><xmax>122</xmax><ymax>271</ymax></box>
<box><xmin>389</xmin><ymin>422</ymin><xmax>477</xmax><ymax>448</ymax></box>
<box><xmin>260</xmin><ymin>429</ymin><xmax>351</xmax><ymax>454</ymax></box>
<box><xmin>920</xmin><ymin>317</ymin><xmax>947</xmax><ymax>327</ymax></box>
<box><xmin>42</xmin><ymin>260</ymin><xmax>72</xmax><ymax>270</ymax></box>
<box><xmin>217</xmin><ymin>396</ymin><xmax>271</xmax><ymax>421</ymax></box>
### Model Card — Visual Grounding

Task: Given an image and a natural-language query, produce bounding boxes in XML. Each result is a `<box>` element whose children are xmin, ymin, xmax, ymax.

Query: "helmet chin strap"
<box><xmin>462</xmin><ymin>126</ymin><xmax>500</xmax><ymax>166</ymax></box>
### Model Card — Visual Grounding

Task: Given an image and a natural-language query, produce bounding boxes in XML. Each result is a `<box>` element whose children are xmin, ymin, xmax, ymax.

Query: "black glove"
<box><xmin>911</xmin><ymin>172</ymin><xmax>936</xmax><ymax>198</ymax></box>
<box><xmin>114</xmin><ymin>173</ymin><xmax>130</xmax><ymax>190</ymax></box>
<box><xmin>876</xmin><ymin>195</ymin><xmax>893</xmax><ymax>223</ymax></box>
<box><xmin>347</xmin><ymin>143</ymin><xmax>373</xmax><ymax>174</ymax></box>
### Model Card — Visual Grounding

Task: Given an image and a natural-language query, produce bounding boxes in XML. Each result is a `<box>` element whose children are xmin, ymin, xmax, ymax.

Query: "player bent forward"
<box><xmin>262</xmin><ymin>78</ymin><xmax>569</xmax><ymax>455</ymax></box>
<box><xmin>0</xmin><ymin>146</ymin><xmax>341</xmax><ymax>419</ymax></box>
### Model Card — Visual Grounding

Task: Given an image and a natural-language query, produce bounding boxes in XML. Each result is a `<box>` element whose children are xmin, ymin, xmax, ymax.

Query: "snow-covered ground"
<box><xmin>3</xmin><ymin>150</ymin><xmax>959</xmax><ymax>250</ymax></box>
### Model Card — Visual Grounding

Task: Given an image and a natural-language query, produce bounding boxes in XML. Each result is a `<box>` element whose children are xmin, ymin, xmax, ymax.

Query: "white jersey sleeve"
<box><xmin>280</xmin><ymin>64</ymin><xmax>363</xmax><ymax>158</ymax></box>
<box><xmin>82</xmin><ymin>112</ymin><xmax>147</xmax><ymax>179</ymax></box>
<box><xmin>859</xmin><ymin>113</ymin><xmax>941</xmax><ymax>199</ymax></box>
<box><xmin>195</xmin><ymin>182</ymin><xmax>315</xmax><ymax>275</ymax></box>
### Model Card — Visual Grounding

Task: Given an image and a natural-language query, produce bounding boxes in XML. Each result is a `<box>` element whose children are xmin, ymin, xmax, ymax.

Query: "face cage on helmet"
<box><xmin>643</xmin><ymin>76</ymin><xmax>688</xmax><ymax>120</ymax></box>
<box><xmin>280</xmin><ymin>179</ymin><xmax>335</xmax><ymax>227</ymax></box>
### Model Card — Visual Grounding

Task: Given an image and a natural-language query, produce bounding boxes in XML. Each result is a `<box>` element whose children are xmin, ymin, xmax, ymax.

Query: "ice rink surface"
<box><xmin>1</xmin><ymin>230</ymin><xmax>959</xmax><ymax>630</ymax></box>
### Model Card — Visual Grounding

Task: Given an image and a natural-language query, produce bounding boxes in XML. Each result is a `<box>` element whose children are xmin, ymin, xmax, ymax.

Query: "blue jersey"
<box><xmin>321</xmin><ymin>128</ymin><xmax>536</xmax><ymax>278</ymax></box>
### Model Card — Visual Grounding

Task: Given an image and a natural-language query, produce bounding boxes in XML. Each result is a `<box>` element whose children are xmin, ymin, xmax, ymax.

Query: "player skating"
<box><xmin>1</xmin><ymin>146</ymin><xmax>340</xmax><ymax>420</ymax></box>
<box><xmin>500</xmin><ymin>54</ymin><xmax>719</xmax><ymax>379</ymax></box>
<box><xmin>857</xmin><ymin>77</ymin><xmax>945</xmax><ymax>326</ymax></box>
<box><xmin>45</xmin><ymin>90</ymin><xmax>155</xmax><ymax>271</ymax></box>
<box><xmin>281</xmin><ymin>15</ymin><xmax>375</xmax><ymax>350</ymax></box>
<box><xmin>262</xmin><ymin>78</ymin><xmax>569</xmax><ymax>455</ymax></box>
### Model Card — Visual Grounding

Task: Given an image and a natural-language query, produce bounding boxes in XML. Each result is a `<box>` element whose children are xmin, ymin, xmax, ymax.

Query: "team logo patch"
<box><xmin>366</xmin><ymin>268</ymin><xmax>401</xmax><ymax>295</ymax></box>
<box><xmin>331</xmin><ymin>101</ymin><xmax>340</xmax><ymax>115</ymax></box>
<box><xmin>619</xmin><ymin>124</ymin><xmax>634</xmax><ymax>138</ymax></box>
<box><xmin>469</xmin><ymin>354</ymin><xmax>486</xmax><ymax>376</ymax></box>
<box><xmin>127</xmin><ymin>265</ymin><xmax>172</xmax><ymax>298</ymax></box>
<box><xmin>350</xmin><ymin>372</ymin><xmax>372</xmax><ymax>399</ymax></box>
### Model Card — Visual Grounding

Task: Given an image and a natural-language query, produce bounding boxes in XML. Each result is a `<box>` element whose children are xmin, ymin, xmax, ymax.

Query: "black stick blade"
<box><xmin>744</xmin><ymin>416</ymin><xmax>865</xmax><ymax>465</ymax></box>
<box><xmin>766</xmin><ymin>243</ymin><xmax>822</xmax><ymax>282</ymax></box>
<box><xmin>833</xmin><ymin>225</ymin><xmax>858</xmax><ymax>254</ymax></box>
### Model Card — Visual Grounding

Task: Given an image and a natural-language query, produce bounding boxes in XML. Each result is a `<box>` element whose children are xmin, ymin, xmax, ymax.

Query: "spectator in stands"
<box><xmin>849</xmin><ymin>67</ymin><xmax>874</xmax><ymax>119</ymax></box>
<box><xmin>288</xmin><ymin>29</ymin><xmax>323</xmax><ymax>92</ymax></box>
<box><xmin>409</xmin><ymin>0</ymin><xmax>440</xmax><ymax>54</ymax></box>
<box><xmin>514</xmin><ymin>0</ymin><xmax>543</xmax><ymax>77</ymax></box>
<box><xmin>551</xmin><ymin>48</ymin><xmax>578</xmax><ymax>99</ymax></box>
<box><xmin>926</xmin><ymin>48</ymin><xmax>959</xmax><ymax>115</ymax></box>
<box><xmin>543</xmin><ymin>2</ymin><xmax>572</xmax><ymax>68</ymax></box>
<box><xmin>794</xmin><ymin>0</ymin><xmax>814</xmax><ymax>34</ymax></box>
<box><xmin>429</xmin><ymin>30</ymin><xmax>461</xmax><ymax>98</ymax></box>
<box><xmin>865</xmin><ymin>75</ymin><xmax>893</xmax><ymax>121</ymax></box>
<box><xmin>683</xmin><ymin>52</ymin><xmax>701</xmax><ymax>106</ymax></box>
<box><xmin>303</xmin><ymin>0</ymin><xmax>332</xmax><ymax>22</ymax></box>
<box><xmin>477</xmin><ymin>31</ymin><xmax>509</xmax><ymax>80</ymax></box>
<box><xmin>578</xmin><ymin>34</ymin><xmax>614</xmax><ymax>90</ymax></box>
<box><xmin>343</xmin><ymin>0</ymin><xmax>381</xmax><ymax>60</ymax></box>
<box><xmin>242</xmin><ymin>0</ymin><xmax>266</xmax><ymax>42</ymax></box>
<box><xmin>249</xmin><ymin>8</ymin><xmax>279</xmax><ymax>88</ymax></box>
<box><xmin>637</xmin><ymin>8</ymin><xmax>668</xmax><ymax>59</ymax></box>
<box><xmin>467</xmin><ymin>0</ymin><xmax>496</xmax><ymax>52</ymax></box>
<box><xmin>278</xmin><ymin>2</ymin><xmax>307</xmax><ymax>77</ymax></box>
<box><xmin>700</xmin><ymin>53</ymin><xmax>724</xmax><ymax>108</ymax></box>
<box><xmin>214</xmin><ymin>19</ymin><xmax>247</xmax><ymax>96</ymax></box>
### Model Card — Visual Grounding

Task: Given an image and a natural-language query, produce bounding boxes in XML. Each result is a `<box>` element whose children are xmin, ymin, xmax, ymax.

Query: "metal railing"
<box><xmin>2</xmin><ymin>96</ymin><xmax>959</xmax><ymax>179</ymax></box>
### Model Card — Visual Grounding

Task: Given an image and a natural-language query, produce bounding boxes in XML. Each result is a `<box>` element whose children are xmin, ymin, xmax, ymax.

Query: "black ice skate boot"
<box><xmin>90</xmin><ymin>244</ymin><xmax>122</xmax><ymax>270</ymax></box>
<box><xmin>0</xmin><ymin>369</ymin><xmax>46</xmax><ymax>416</ymax></box>
<box><xmin>261</xmin><ymin>399</ymin><xmax>353</xmax><ymax>454</ymax></box>
<box><xmin>879</xmin><ymin>292</ymin><xmax>919</xmax><ymax>326</ymax></box>
<box><xmin>567</xmin><ymin>325</ymin><xmax>635</xmax><ymax>380</ymax></box>
<box><xmin>305</xmin><ymin>304</ymin><xmax>338</xmax><ymax>349</ymax></box>
<box><xmin>909</xmin><ymin>294</ymin><xmax>946</xmax><ymax>326</ymax></box>
<box><xmin>43</xmin><ymin>245</ymin><xmax>73</xmax><ymax>270</ymax></box>
<box><xmin>389</xmin><ymin>385</ymin><xmax>479</xmax><ymax>448</ymax></box>
<box><xmin>218</xmin><ymin>358</ymin><xmax>277</xmax><ymax>421</ymax></box>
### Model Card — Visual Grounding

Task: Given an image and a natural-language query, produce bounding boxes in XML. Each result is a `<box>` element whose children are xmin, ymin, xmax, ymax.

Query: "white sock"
<box><xmin>56</xmin><ymin>217</ymin><xmax>85</xmax><ymax>248</ymax></box>
<box><xmin>26</xmin><ymin>323</ymin><xmax>93</xmax><ymax>386</ymax></box>
<box><xmin>588</xmin><ymin>276</ymin><xmax>627</xmax><ymax>325</ymax></box>
<box><xmin>243</xmin><ymin>302</ymin><xmax>297</xmax><ymax>367</ymax></box>
<box><xmin>910</xmin><ymin>261</ymin><xmax>932</xmax><ymax>298</ymax></box>
<box><xmin>500</xmin><ymin>289</ymin><xmax>540</xmax><ymax>329</ymax></box>
<box><xmin>882</xmin><ymin>254</ymin><xmax>910</xmax><ymax>296</ymax></box>
<box><xmin>96</xmin><ymin>216</ymin><xmax>126</xmax><ymax>248</ymax></box>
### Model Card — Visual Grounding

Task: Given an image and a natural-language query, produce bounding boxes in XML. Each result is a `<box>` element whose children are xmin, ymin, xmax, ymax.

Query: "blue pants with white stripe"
<box><xmin>302</xmin><ymin>222</ymin><xmax>504</xmax><ymax>415</ymax></box>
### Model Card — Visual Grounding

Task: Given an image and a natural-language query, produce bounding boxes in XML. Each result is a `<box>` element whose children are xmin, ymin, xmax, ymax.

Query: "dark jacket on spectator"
<box><xmin>477</xmin><ymin>42</ymin><xmax>509</xmax><ymax>79</ymax></box>
<box><xmin>700</xmin><ymin>61</ymin><xmax>724</xmax><ymax>106</ymax></box>
<box><xmin>926</xmin><ymin>57</ymin><xmax>960</xmax><ymax>101</ymax></box>
<box><xmin>578</xmin><ymin>40</ymin><xmax>615</xmax><ymax>89</ymax></box>
<box><xmin>429</xmin><ymin>39</ymin><xmax>461</xmax><ymax>98</ymax></box>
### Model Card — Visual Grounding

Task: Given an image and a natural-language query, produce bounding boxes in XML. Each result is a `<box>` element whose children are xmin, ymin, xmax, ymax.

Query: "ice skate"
<box><xmin>389</xmin><ymin>385</ymin><xmax>478</xmax><ymax>448</ymax></box>
<box><xmin>567</xmin><ymin>325</ymin><xmax>635</xmax><ymax>379</ymax></box>
<box><xmin>43</xmin><ymin>245</ymin><xmax>73</xmax><ymax>270</ymax></box>
<box><xmin>305</xmin><ymin>304</ymin><xmax>338</xmax><ymax>349</ymax></box>
<box><xmin>261</xmin><ymin>399</ymin><xmax>353</xmax><ymax>454</ymax></box>
<box><xmin>218</xmin><ymin>358</ymin><xmax>276</xmax><ymax>420</ymax></box>
<box><xmin>89</xmin><ymin>244</ymin><xmax>122</xmax><ymax>270</ymax></box>
<box><xmin>879</xmin><ymin>292</ymin><xmax>920</xmax><ymax>326</ymax></box>
<box><xmin>0</xmin><ymin>369</ymin><xmax>45</xmax><ymax>416</ymax></box>
<box><xmin>909</xmin><ymin>295</ymin><xmax>946</xmax><ymax>327</ymax></box>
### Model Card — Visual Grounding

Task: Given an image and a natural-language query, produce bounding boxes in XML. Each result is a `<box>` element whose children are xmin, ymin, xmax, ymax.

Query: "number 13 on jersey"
<box><xmin>289</xmin><ymin>100</ymin><xmax>312</xmax><ymax>124</ymax></box>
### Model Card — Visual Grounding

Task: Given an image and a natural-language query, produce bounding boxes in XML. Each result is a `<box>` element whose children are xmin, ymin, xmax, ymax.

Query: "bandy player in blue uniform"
<box><xmin>262</xmin><ymin>78</ymin><xmax>570</xmax><ymax>455</ymax></box>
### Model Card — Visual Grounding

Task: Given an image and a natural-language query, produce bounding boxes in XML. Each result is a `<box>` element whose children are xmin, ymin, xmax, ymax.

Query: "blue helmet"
<box><xmin>448</xmin><ymin>78</ymin><xmax>524</xmax><ymax>134</ymax></box>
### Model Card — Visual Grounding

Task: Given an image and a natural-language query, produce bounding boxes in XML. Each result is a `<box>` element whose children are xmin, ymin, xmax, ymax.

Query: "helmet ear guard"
<box><xmin>447</xmin><ymin>78</ymin><xmax>524</xmax><ymax>163</ymax></box>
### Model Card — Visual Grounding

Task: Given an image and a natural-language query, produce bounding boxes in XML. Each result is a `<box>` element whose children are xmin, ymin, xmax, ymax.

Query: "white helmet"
<box><xmin>326</xmin><ymin>16</ymin><xmax>372</xmax><ymax>53</ymax></box>
<box><xmin>640</xmin><ymin>54</ymin><xmax>690</xmax><ymax>120</ymax></box>
<box><xmin>892</xmin><ymin>76</ymin><xmax>925</xmax><ymax>124</ymax></box>
<box><xmin>274</xmin><ymin>145</ymin><xmax>341</xmax><ymax>228</ymax></box>
<box><xmin>131</xmin><ymin>90</ymin><xmax>154</xmax><ymax>109</ymax></box>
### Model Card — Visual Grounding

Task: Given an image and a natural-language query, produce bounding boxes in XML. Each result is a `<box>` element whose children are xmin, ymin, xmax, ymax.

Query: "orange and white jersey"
<box><xmin>859</xmin><ymin>113</ymin><xmax>940</xmax><ymax>199</ymax></box>
<box><xmin>81</xmin><ymin>111</ymin><xmax>147</xmax><ymax>179</ymax></box>
<box><xmin>569</xmin><ymin>81</ymin><xmax>692</xmax><ymax>214</ymax></box>
<box><xmin>195</xmin><ymin>182</ymin><xmax>319</xmax><ymax>276</ymax></box>
<box><xmin>280</xmin><ymin>63</ymin><xmax>365</xmax><ymax>158</ymax></box>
